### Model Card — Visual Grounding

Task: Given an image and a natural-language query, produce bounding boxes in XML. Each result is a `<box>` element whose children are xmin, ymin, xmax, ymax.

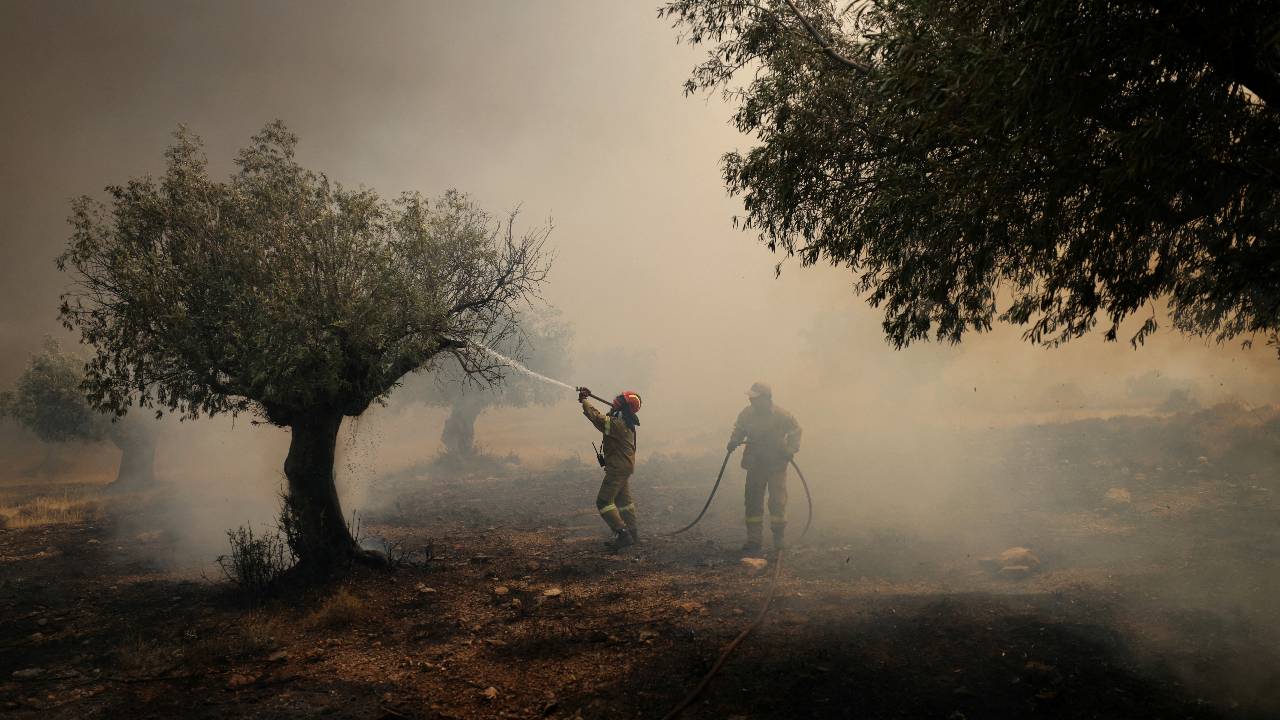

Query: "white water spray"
<box><xmin>466</xmin><ymin>341</ymin><xmax>577</xmax><ymax>392</ymax></box>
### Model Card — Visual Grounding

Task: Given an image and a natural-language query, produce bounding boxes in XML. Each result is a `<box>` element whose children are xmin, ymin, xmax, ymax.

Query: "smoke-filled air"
<box><xmin>2</xmin><ymin>2</ymin><xmax>1279</xmax><ymax>718</ymax></box>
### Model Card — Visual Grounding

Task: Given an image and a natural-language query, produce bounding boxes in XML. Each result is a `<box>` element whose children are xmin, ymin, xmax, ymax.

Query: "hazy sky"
<box><xmin>3</xmin><ymin>0</ymin><xmax>1278</xmax><ymax>456</ymax></box>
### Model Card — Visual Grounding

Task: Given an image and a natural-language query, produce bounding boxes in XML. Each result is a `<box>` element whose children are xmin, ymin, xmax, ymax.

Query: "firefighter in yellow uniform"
<box><xmin>727</xmin><ymin>382</ymin><xmax>801</xmax><ymax>556</ymax></box>
<box><xmin>578</xmin><ymin>387</ymin><xmax>642</xmax><ymax>550</ymax></box>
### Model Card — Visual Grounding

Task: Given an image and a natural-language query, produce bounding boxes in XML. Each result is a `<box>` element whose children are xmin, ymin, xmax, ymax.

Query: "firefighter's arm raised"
<box><xmin>582</xmin><ymin>400</ymin><xmax>608</xmax><ymax>433</ymax></box>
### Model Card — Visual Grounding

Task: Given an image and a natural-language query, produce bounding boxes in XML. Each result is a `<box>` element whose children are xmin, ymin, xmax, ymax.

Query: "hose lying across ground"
<box><xmin>659</xmin><ymin>549</ymin><xmax>786</xmax><ymax>720</ymax></box>
<box><xmin>657</xmin><ymin>450</ymin><xmax>813</xmax><ymax>718</ymax></box>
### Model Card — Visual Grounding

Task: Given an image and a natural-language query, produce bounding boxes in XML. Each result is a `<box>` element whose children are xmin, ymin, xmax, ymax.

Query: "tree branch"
<box><xmin>783</xmin><ymin>0</ymin><xmax>871</xmax><ymax>73</ymax></box>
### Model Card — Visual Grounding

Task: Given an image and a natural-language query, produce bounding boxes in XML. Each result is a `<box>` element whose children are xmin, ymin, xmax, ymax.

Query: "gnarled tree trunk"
<box><xmin>107</xmin><ymin>419</ymin><xmax>156</xmax><ymax>490</ymax></box>
<box><xmin>441</xmin><ymin>394</ymin><xmax>487</xmax><ymax>457</ymax></box>
<box><xmin>283</xmin><ymin>412</ymin><xmax>382</xmax><ymax>569</ymax></box>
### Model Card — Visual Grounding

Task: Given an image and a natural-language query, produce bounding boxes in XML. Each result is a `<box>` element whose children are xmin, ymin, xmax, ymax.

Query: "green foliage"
<box><xmin>57</xmin><ymin>122</ymin><xmax>551</xmax><ymax>426</ymax></box>
<box><xmin>662</xmin><ymin>1</ymin><xmax>1280</xmax><ymax>349</ymax></box>
<box><xmin>0</xmin><ymin>338</ymin><xmax>107</xmax><ymax>443</ymax></box>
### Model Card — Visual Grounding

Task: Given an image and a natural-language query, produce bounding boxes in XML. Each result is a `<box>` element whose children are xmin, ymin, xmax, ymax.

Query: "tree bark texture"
<box><xmin>283</xmin><ymin>412</ymin><xmax>357</xmax><ymax>567</ymax></box>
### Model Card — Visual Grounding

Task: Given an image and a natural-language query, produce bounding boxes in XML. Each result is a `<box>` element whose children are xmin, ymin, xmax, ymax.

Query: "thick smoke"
<box><xmin>1</xmin><ymin>0</ymin><xmax>1278</xmax><ymax>710</ymax></box>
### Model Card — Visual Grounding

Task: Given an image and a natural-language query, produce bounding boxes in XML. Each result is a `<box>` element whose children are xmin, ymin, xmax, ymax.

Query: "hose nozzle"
<box><xmin>576</xmin><ymin>387</ymin><xmax>612</xmax><ymax>407</ymax></box>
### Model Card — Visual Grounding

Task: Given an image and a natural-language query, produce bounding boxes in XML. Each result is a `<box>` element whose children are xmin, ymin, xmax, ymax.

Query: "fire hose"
<box><xmin>665</xmin><ymin>445</ymin><xmax>813</xmax><ymax>541</ymax></box>
<box><xmin>657</xmin><ymin>446</ymin><xmax>813</xmax><ymax>718</ymax></box>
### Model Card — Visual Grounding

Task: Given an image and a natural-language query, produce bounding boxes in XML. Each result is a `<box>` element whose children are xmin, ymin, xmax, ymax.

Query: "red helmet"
<box><xmin>613</xmin><ymin>391</ymin><xmax>642</xmax><ymax>414</ymax></box>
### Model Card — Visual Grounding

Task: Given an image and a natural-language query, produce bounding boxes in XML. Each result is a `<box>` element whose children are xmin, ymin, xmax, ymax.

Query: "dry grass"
<box><xmin>184</xmin><ymin>615</ymin><xmax>282</xmax><ymax>666</ymax></box>
<box><xmin>0</xmin><ymin>492</ymin><xmax>97</xmax><ymax>529</ymax></box>
<box><xmin>114</xmin><ymin>635</ymin><xmax>179</xmax><ymax>674</ymax></box>
<box><xmin>308</xmin><ymin>588</ymin><xmax>368</xmax><ymax>629</ymax></box>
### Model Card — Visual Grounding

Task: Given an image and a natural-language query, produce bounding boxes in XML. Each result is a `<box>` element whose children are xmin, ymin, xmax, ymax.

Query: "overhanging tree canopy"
<box><xmin>662</xmin><ymin>0</ymin><xmax>1280</xmax><ymax>349</ymax></box>
<box><xmin>58</xmin><ymin>122</ymin><xmax>551</xmax><ymax>566</ymax></box>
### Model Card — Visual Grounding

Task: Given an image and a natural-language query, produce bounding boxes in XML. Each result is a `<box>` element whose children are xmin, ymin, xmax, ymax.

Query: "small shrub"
<box><xmin>216</xmin><ymin>524</ymin><xmax>294</xmax><ymax>598</ymax></box>
<box><xmin>309</xmin><ymin>588</ymin><xmax>367</xmax><ymax>628</ymax></box>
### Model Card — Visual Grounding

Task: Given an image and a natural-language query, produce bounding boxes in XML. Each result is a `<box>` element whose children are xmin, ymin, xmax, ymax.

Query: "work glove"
<box><xmin>577</xmin><ymin>387</ymin><xmax>591</xmax><ymax>403</ymax></box>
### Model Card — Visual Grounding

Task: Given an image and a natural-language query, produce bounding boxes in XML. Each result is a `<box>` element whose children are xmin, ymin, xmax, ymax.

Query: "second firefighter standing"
<box><xmin>727</xmin><ymin>382</ymin><xmax>802</xmax><ymax>556</ymax></box>
<box><xmin>579</xmin><ymin>387</ymin><xmax>642</xmax><ymax>550</ymax></box>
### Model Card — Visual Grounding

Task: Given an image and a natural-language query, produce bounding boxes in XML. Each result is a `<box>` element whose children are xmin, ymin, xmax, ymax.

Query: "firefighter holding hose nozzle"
<box><xmin>578</xmin><ymin>387</ymin><xmax>643</xmax><ymax>551</ymax></box>
<box><xmin>727</xmin><ymin>382</ymin><xmax>802</xmax><ymax>557</ymax></box>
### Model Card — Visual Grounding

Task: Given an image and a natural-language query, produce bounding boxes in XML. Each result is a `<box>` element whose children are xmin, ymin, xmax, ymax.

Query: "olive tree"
<box><xmin>0</xmin><ymin>338</ymin><xmax>157</xmax><ymax>488</ymax></box>
<box><xmin>662</xmin><ymin>1</ymin><xmax>1280</xmax><ymax>350</ymax></box>
<box><xmin>57</xmin><ymin>122</ymin><xmax>550</xmax><ymax>567</ymax></box>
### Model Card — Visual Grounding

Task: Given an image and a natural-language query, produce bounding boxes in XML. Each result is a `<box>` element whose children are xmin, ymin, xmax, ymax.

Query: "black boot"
<box><xmin>605</xmin><ymin>529</ymin><xmax>635</xmax><ymax>551</ymax></box>
<box><xmin>626</xmin><ymin>526</ymin><xmax>641</xmax><ymax>545</ymax></box>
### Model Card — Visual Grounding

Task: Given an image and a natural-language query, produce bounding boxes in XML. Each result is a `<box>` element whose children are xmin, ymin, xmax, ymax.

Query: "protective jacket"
<box><xmin>729</xmin><ymin>404</ymin><xmax>802</xmax><ymax>471</ymax></box>
<box><xmin>583</xmin><ymin>401</ymin><xmax>636</xmax><ymax>474</ymax></box>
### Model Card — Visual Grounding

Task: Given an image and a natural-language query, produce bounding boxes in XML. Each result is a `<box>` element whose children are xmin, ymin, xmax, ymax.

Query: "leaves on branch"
<box><xmin>662</xmin><ymin>0</ymin><xmax>1280</xmax><ymax>349</ymax></box>
<box><xmin>57</xmin><ymin>122</ymin><xmax>552</xmax><ymax>425</ymax></box>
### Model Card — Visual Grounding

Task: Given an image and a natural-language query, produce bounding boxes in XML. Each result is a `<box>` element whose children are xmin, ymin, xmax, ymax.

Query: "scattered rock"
<box><xmin>226</xmin><ymin>672</ymin><xmax>258</xmax><ymax>689</ymax></box>
<box><xmin>740</xmin><ymin>557</ymin><xmax>769</xmax><ymax>574</ymax></box>
<box><xmin>676</xmin><ymin>601</ymin><xmax>704</xmax><ymax>614</ymax></box>
<box><xmin>999</xmin><ymin>565</ymin><xmax>1034</xmax><ymax>579</ymax></box>
<box><xmin>135</xmin><ymin>531</ymin><xmax>163</xmax><ymax>543</ymax></box>
<box><xmin>12</xmin><ymin>668</ymin><xmax>45</xmax><ymax>680</ymax></box>
<box><xmin>542</xmin><ymin>587</ymin><xmax>563</xmax><ymax>598</ymax></box>
<box><xmin>267</xmin><ymin>650</ymin><xmax>289</xmax><ymax>663</ymax></box>
<box><xmin>481</xmin><ymin>686</ymin><xmax>499</xmax><ymax>701</ymax></box>
<box><xmin>1024</xmin><ymin>660</ymin><xmax>1059</xmax><ymax>677</ymax></box>
<box><xmin>638</xmin><ymin>629</ymin><xmax>659</xmax><ymax>643</ymax></box>
<box><xmin>1104</xmin><ymin>487</ymin><xmax>1132</xmax><ymax>511</ymax></box>
<box><xmin>35</xmin><ymin>618</ymin><xmax>47</xmax><ymax>627</ymax></box>
<box><xmin>86</xmin><ymin>538</ymin><xmax>99</xmax><ymax>544</ymax></box>
<box><xmin>999</xmin><ymin>547</ymin><xmax>1040</xmax><ymax>569</ymax></box>
<box><xmin>980</xmin><ymin>547</ymin><xmax>1041</xmax><ymax>577</ymax></box>
<box><xmin>492</xmin><ymin>586</ymin><xmax>510</xmax><ymax>597</ymax></box>
<box><xmin>414</xmin><ymin>583</ymin><xmax>437</xmax><ymax>596</ymax></box>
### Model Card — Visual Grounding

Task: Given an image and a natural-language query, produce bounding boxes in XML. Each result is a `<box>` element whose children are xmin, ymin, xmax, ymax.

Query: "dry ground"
<box><xmin>2</xmin><ymin>423</ymin><xmax>1280</xmax><ymax>719</ymax></box>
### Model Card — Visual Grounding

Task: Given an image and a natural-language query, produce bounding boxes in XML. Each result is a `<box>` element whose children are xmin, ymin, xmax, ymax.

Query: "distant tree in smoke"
<box><xmin>55</xmin><ymin>122</ymin><xmax>551</xmax><ymax>569</ymax></box>
<box><xmin>0</xmin><ymin>337</ymin><xmax>157</xmax><ymax>488</ymax></box>
<box><xmin>403</xmin><ymin>307</ymin><xmax>573</xmax><ymax>460</ymax></box>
